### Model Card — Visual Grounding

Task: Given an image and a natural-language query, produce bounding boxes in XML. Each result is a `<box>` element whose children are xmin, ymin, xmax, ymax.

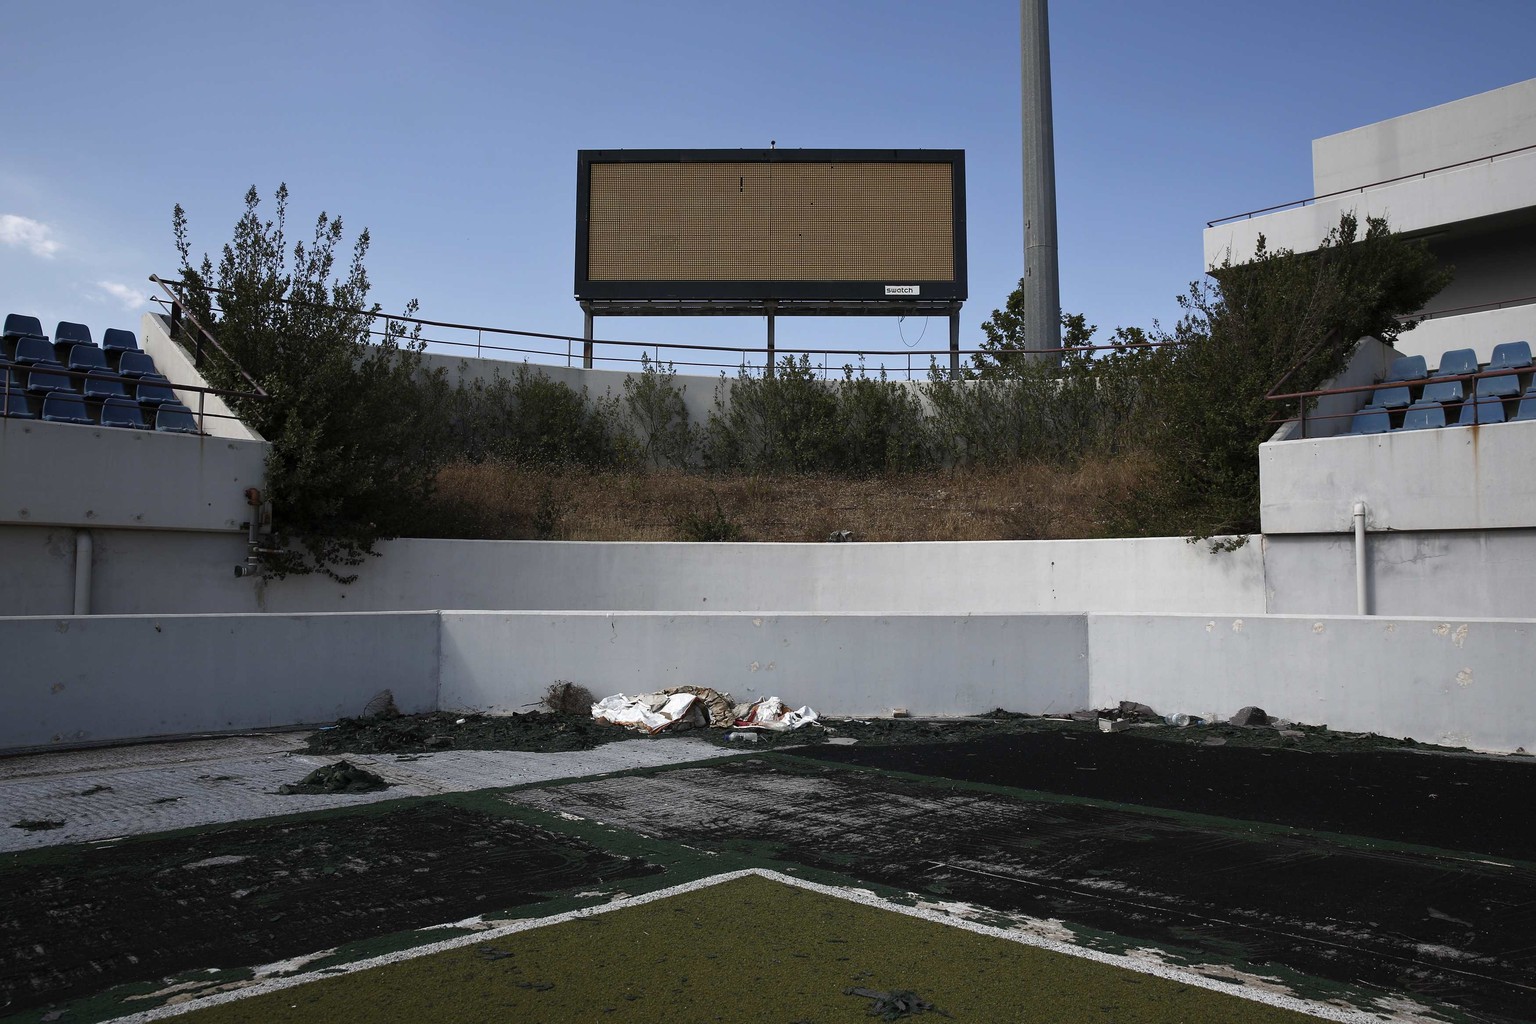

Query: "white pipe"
<box><xmin>73</xmin><ymin>529</ymin><xmax>92</xmax><ymax>616</ymax></box>
<box><xmin>1352</xmin><ymin>501</ymin><xmax>1368</xmax><ymax>615</ymax></box>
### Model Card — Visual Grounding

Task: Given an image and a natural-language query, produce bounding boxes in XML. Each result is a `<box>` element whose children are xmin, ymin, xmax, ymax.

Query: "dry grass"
<box><xmin>419</xmin><ymin>456</ymin><xmax>1156</xmax><ymax>542</ymax></box>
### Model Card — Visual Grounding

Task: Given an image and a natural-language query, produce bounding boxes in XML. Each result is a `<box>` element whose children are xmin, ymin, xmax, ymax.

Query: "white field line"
<box><xmin>104</xmin><ymin>868</ymin><xmax>1401</xmax><ymax>1024</ymax></box>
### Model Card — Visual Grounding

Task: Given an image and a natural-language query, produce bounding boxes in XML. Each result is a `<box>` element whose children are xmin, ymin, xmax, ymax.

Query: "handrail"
<box><xmin>1206</xmin><ymin>141</ymin><xmax>1536</xmax><ymax>227</ymax></box>
<box><xmin>153</xmin><ymin>275</ymin><xmax>1178</xmax><ymax>373</ymax></box>
<box><xmin>148</xmin><ymin>276</ymin><xmax>268</xmax><ymax>397</ymax></box>
<box><xmin>1</xmin><ymin>357</ymin><xmax>266</xmax><ymax>435</ymax></box>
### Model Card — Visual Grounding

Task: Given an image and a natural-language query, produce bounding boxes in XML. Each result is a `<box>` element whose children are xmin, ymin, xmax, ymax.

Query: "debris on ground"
<box><xmin>361</xmin><ymin>689</ymin><xmax>399</xmax><ymax>719</ymax></box>
<box><xmin>11</xmin><ymin>819</ymin><xmax>65</xmax><ymax>832</ymax></box>
<box><xmin>592</xmin><ymin>688</ymin><xmax>818</xmax><ymax>736</ymax></box>
<box><xmin>543</xmin><ymin>680</ymin><xmax>595</xmax><ymax>715</ymax></box>
<box><xmin>307</xmin><ymin>710</ymin><xmax>633</xmax><ymax>755</ymax></box>
<box><xmin>844</xmin><ymin>986</ymin><xmax>952</xmax><ymax>1020</ymax></box>
<box><xmin>1229</xmin><ymin>705</ymin><xmax>1272</xmax><ymax>727</ymax></box>
<box><xmin>278</xmin><ymin>760</ymin><xmax>389</xmax><ymax>795</ymax></box>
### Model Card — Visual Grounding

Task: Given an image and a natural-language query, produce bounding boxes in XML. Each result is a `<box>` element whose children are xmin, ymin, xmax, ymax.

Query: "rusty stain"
<box><xmin>750</xmin><ymin>661</ymin><xmax>760</xmax><ymax>672</ymax></box>
<box><xmin>1384</xmin><ymin>622</ymin><xmax>1397</xmax><ymax>633</ymax></box>
<box><xmin>1312</xmin><ymin>622</ymin><xmax>1326</xmax><ymax>634</ymax></box>
<box><xmin>752</xmin><ymin>618</ymin><xmax>763</xmax><ymax>628</ymax></box>
<box><xmin>1231</xmin><ymin>619</ymin><xmax>1244</xmax><ymax>633</ymax></box>
<box><xmin>1433</xmin><ymin>623</ymin><xmax>1451</xmax><ymax>638</ymax></box>
<box><xmin>1204</xmin><ymin>620</ymin><xmax>1215</xmax><ymax>632</ymax></box>
<box><xmin>1452</xmin><ymin>624</ymin><xmax>1469</xmax><ymax>648</ymax></box>
<box><xmin>49</xmin><ymin>682</ymin><xmax>65</xmax><ymax>694</ymax></box>
<box><xmin>1456</xmin><ymin>668</ymin><xmax>1474</xmax><ymax>687</ymax></box>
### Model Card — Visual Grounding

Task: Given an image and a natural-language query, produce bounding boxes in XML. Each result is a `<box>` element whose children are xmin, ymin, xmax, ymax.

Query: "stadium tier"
<box><xmin>1350</xmin><ymin>343</ymin><xmax>1533</xmax><ymax>434</ymax></box>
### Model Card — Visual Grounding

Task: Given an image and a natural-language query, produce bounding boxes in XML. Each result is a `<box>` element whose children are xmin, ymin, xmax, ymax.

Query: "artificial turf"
<box><xmin>174</xmin><ymin>874</ymin><xmax>1327</xmax><ymax>1024</ymax></box>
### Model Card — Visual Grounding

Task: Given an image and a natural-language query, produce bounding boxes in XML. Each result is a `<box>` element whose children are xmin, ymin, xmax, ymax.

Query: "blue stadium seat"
<box><xmin>1437</xmin><ymin>348</ymin><xmax>1479</xmax><ymax>377</ymax></box>
<box><xmin>136</xmin><ymin>374</ymin><xmax>178</xmax><ymax>406</ymax></box>
<box><xmin>99</xmin><ymin>396</ymin><xmax>146</xmax><ymax>429</ymax></box>
<box><xmin>101</xmin><ymin>328</ymin><xmax>139</xmax><ymax>353</ymax></box>
<box><xmin>1515</xmin><ymin>388</ymin><xmax>1536</xmax><ymax>422</ymax></box>
<box><xmin>67</xmin><ymin>344</ymin><xmax>108</xmax><ymax>372</ymax></box>
<box><xmin>1476</xmin><ymin>370</ymin><xmax>1520</xmax><ymax>401</ymax></box>
<box><xmin>1350</xmin><ymin>405</ymin><xmax>1392</xmax><ymax>434</ymax></box>
<box><xmin>1460</xmin><ymin>397</ymin><xmax>1506</xmax><ymax>425</ymax></box>
<box><xmin>154</xmin><ymin>403</ymin><xmax>200</xmax><ymax>434</ymax></box>
<box><xmin>1</xmin><ymin>389</ymin><xmax>34</xmax><ymax>418</ymax></box>
<box><xmin>1371</xmin><ymin>384</ymin><xmax>1412</xmax><ymax>409</ymax></box>
<box><xmin>54</xmin><ymin>321</ymin><xmax>92</xmax><ymax>350</ymax></box>
<box><xmin>1489</xmin><ymin>341</ymin><xmax>1532</xmax><ymax>370</ymax></box>
<box><xmin>12</xmin><ymin>335</ymin><xmax>53</xmax><ymax>365</ymax></box>
<box><xmin>117</xmin><ymin>350</ymin><xmax>157</xmax><ymax>377</ymax></box>
<box><xmin>1422</xmin><ymin>379</ymin><xmax>1463</xmax><ymax>404</ymax></box>
<box><xmin>26</xmin><ymin>361</ymin><xmax>73</xmax><ymax>395</ymax></box>
<box><xmin>82</xmin><ymin>369</ymin><xmax>129</xmax><ymax>401</ymax></box>
<box><xmin>3</xmin><ymin>313</ymin><xmax>44</xmax><ymax>341</ymax></box>
<box><xmin>1401</xmin><ymin>399</ymin><xmax>1446</xmax><ymax>430</ymax></box>
<box><xmin>1385</xmin><ymin>354</ymin><xmax>1428</xmax><ymax>381</ymax></box>
<box><xmin>41</xmin><ymin>392</ymin><xmax>93</xmax><ymax>425</ymax></box>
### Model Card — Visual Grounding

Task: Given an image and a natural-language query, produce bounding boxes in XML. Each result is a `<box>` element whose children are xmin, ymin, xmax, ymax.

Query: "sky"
<box><xmin>2</xmin><ymin>0</ymin><xmax>1533</xmax><ymax>377</ymax></box>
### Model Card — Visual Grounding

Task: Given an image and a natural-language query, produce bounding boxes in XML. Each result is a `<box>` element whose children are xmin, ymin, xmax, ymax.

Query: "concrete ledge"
<box><xmin>1088</xmin><ymin>613</ymin><xmax>1536</xmax><ymax>753</ymax></box>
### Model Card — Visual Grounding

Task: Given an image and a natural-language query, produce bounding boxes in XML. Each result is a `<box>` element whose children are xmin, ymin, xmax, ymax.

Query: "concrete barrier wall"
<box><xmin>0</xmin><ymin>612</ymin><xmax>439</xmax><ymax>751</ymax></box>
<box><xmin>437</xmin><ymin>611</ymin><xmax>1090</xmax><ymax>718</ymax></box>
<box><xmin>1087</xmin><ymin>613</ymin><xmax>1536</xmax><ymax>753</ymax></box>
<box><xmin>0</xmin><ymin>526</ymin><xmax>1267</xmax><ymax>617</ymax></box>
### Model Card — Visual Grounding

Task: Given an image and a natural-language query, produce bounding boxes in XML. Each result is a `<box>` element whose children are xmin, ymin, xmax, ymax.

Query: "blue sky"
<box><xmin>2</xmin><ymin>0</ymin><xmax>1533</xmax><ymax>375</ymax></box>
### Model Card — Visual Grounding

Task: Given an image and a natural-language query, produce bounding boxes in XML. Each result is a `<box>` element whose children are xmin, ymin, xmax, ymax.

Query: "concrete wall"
<box><xmin>1087</xmin><ymin>612</ymin><xmax>1536</xmax><ymax>753</ymax></box>
<box><xmin>1312</xmin><ymin>78</ymin><xmax>1536</xmax><ymax>195</ymax></box>
<box><xmin>0</xmin><ymin>612</ymin><xmax>439</xmax><ymax>751</ymax></box>
<box><xmin>1394</xmin><ymin>301</ymin><xmax>1536</xmax><ymax>365</ymax></box>
<box><xmin>437</xmin><ymin>611</ymin><xmax>1089</xmax><ymax>718</ymax></box>
<box><xmin>1264</xmin><ymin>530</ymin><xmax>1536</xmax><ymax>619</ymax></box>
<box><xmin>140</xmin><ymin>313</ymin><xmax>265</xmax><ymax>442</ymax></box>
<box><xmin>1260</xmin><ymin>416</ymin><xmax>1536</xmax><ymax>534</ymax></box>
<box><xmin>0</xmin><ymin>526</ymin><xmax>1268</xmax><ymax>617</ymax></box>
<box><xmin>0</xmin><ymin>416</ymin><xmax>268</xmax><ymax>534</ymax></box>
<box><xmin>1203</xmin><ymin>146</ymin><xmax>1536</xmax><ymax>271</ymax></box>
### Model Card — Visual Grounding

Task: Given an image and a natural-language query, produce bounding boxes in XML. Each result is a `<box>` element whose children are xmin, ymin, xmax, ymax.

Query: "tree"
<box><xmin>972</xmin><ymin>282</ymin><xmax>1098</xmax><ymax>375</ymax></box>
<box><xmin>173</xmin><ymin>185</ymin><xmax>450</xmax><ymax>581</ymax></box>
<box><xmin>1139</xmin><ymin>212</ymin><xmax>1452</xmax><ymax>538</ymax></box>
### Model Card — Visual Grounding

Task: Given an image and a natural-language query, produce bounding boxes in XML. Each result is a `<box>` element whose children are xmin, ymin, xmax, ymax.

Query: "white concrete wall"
<box><xmin>1259</xmin><ymin>417</ymin><xmax>1536</xmax><ymax>534</ymax></box>
<box><xmin>1087</xmin><ymin>613</ymin><xmax>1536</xmax><ymax>753</ymax></box>
<box><xmin>0</xmin><ymin>527</ymin><xmax>1268</xmax><ymax>617</ymax></box>
<box><xmin>139</xmin><ymin>313</ymin><xmax>265</xmax><ymax>442</ymax></box>
<box><xmin>437</xmin><ymin>611</ymin><xmax>1089</xmax><ymax>718</ymax></box>
<box><xmin>0</xmin><ymin>416</ymin><xmax>268</xmax><ymax>533</ymax></box>
<box><xmin>0</xmin><ymin>612</ymin><xmax>439</xmax><ymax>751</ymax></box>
<box><xmin>1391</xmin><ymin>302</ymin><xmax>1536</xmax><ymax>365</ymax></box>
<box><xmin>1204</xmin><ymin>146</ymin><xmax>1536</xmax><ymax>271</ymax></box>
<box><xmin>1263</xmin><ymin>530</ymin><xmax>1536</xmax><ymax>619</ymax></box>
<box><xmin>1312</xmin><ymin>78</ymin><xmax>1536</xmax><ymax>195</ymax></box>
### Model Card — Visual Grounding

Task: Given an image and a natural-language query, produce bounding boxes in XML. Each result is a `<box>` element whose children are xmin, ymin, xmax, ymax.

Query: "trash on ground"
<box><xmin>1229</xmin><ymin>705</ymin><xmax>1272</xmax><ymax>727</ymax></box>
<box><xmin>592</xmin><ymin>688</ymin><xmax>818</xmax><ymax>735</ymax></box>
<box><xmin>543</xmin><ymin>680</ymin><xmax>595</xmax><ymax>715</ymax></box>
<box><xmin>361</xmin><ymin>688</ymin><xmax>399</xmax><ymax>719</ymax></box>
<box><xmin>844</xmin><ymin>986</ymin><xmax>952</xmax><ymax>1020</ymax></box>
<box><xmin>278</xmin><ymin>760</ymin><xmax>389</xmax><ymax>795</ymax></box>
<box><xmin>732</xmin><ymin>696</ymin><xmax>819</xmax><ymax>731</ymax></box>
<box><xmin>1164</xmin><ymin>713</ymin><xmax>1205</xmax><ymax>727</ymax></box>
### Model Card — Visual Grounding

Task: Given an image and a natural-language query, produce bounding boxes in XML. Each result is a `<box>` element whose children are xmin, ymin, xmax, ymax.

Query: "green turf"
<box><xmin>176</xmin><ymin>875</ymin><xmax>1326</xmax><ymax>1024</ymax></box>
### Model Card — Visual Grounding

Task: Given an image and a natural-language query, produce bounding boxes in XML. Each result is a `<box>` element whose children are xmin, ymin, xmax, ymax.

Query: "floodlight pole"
<box><xmin>766</xmin><ymin>302</ymin><xmax>776</xmax><ymax>377</ymax></box>
<box><xmin>1021</xmin><ymin>0</ymin><xmax>1062</xmax><ymax>362</ymax></box>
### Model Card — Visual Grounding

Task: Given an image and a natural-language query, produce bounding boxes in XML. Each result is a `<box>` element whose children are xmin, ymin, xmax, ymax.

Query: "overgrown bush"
<box><xmin>623</xmin><ymin>356</ymin><xmax>696</xmax><ymax>467</ymax></box>
<box><xmin>448</xmin><ymin>364</ymin><xmax>625</xmax><ymax>469</ymax></box>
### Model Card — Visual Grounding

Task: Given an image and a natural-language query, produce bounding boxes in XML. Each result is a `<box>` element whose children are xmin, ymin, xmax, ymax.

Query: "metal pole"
<box><xmin>582</xmin><ymin>309</ymin><xmax>594</xmax><ymax>369</ymax></box>
<box><xmin>765</xmin><ymin>303</ymin><xmax>776</xmax><ymax>378</ymax></box>
<box><xmin>949</xmin><ymin>313</ymin><xmax>961</xmax><ymax>377</ymax></box>
<box><xmin>1021</xmin><ymin>0</ymin><xmax>1062</xmax><ymax>362</ymax></box>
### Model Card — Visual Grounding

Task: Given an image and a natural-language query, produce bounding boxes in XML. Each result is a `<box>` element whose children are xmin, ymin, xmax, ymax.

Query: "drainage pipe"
<box><xmin>1352</xmin><ymin>501</ymin><xmax>1368</xmax><ymax>615</ymax></box>
<box><xmin>73</xmin><ymin>529</ymin><xmax>92</xmax><ymax>616</ymax></box>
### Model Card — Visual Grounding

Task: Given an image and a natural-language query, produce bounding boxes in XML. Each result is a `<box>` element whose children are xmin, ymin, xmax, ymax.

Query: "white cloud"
<box><xmin>0</xmin><ymin>214</ymin><xmax>61</xmax><ymax>258</ymax></box>
<box><xmin>96</xmin><ymin>280</ymin><xmax>149</xmax><ymax>312</ymax></box>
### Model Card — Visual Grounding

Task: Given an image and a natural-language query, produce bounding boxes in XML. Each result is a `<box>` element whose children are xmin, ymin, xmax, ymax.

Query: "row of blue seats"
<box><xmin>2</xmin><ymin>312</ymin><xmax>200</xmax><ymax>434</ymax></box>
<box><xmin>1351</xmin><ymin>342</ymin><xmax>1533</xmax><ymax>434</ymax></box>
<box><xmin>0</xmin><ymin>390</ymin><xmax>199</xmax><ymax>433</ymax></box>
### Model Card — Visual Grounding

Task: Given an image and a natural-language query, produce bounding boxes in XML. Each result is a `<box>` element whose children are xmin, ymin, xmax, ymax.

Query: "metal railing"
<box><xmin>1268</xmin><ymin>362</ymin><xmax>1531</xmax><ymax>439</ymax></box>
<box><xmin>150</xmin><ymin>275</ymin><xmax>1179</xmax><ymax>381</ymax></box>
<box><xmin>1207</xmin><ymin>141</ymin><xmax>1536</xmax><ymax>227</ymax></box>
<box><xmin>1</xmin><ymin>358</ymin><xmax>266</xmax><ymax>436</ymax></box>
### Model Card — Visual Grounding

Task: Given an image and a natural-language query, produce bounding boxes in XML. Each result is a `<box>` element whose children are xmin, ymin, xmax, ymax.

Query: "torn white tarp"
<box><xmin>732</xmin><ymin>696</ymin><xmax>818</xmax><ymax>731</ymax></box>
<box><xmin>592</xmin><ymin>692</ymin><xmax>710</xmax><ymax>735</ymax></box>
